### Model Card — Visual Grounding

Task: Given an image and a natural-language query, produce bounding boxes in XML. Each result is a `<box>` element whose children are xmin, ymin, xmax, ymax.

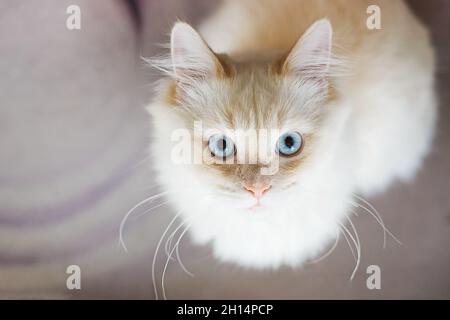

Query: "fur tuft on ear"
<box><xmin>283</xmin><ymin>19</ymin><xmax>333</xmax><ymax>79</ymax></box>
<box><xmin>170</xmin><ymin>22</ymin><xmax>224</xmax><ymax>81</ymax></box>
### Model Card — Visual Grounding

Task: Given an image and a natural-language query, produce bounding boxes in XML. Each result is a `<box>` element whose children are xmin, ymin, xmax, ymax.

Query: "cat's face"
<box><xmin>178</xmin><ymin>66</ymin><xmax>325</xmax><ymax>209</ymax></box>
<box><xmin>150</xmin><ymin>20</ymin><xmax>353</xmax><ymax>268</ymax></box>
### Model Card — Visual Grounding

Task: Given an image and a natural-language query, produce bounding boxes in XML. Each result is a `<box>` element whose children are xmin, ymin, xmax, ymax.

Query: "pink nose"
<box><xmin>244</xmin><ymin>183</ymin><xmax>271</xmax><ymax>199</ymax></box>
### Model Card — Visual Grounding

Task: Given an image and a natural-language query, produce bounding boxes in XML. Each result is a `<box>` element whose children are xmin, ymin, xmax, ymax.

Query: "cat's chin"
<box><xmin>185</xmin><ymin>197</ymin><xmax>343</xmax><ymax>269</ymax></box>
<box><xmin>193</xmin><ymin>218</ymin><xmax>339</xmax><ymax>269</ymax></box>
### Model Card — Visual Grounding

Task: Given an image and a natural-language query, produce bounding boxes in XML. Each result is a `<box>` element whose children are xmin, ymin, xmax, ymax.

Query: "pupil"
<box><xmin>218</xmin><ymin>139</ymin><xmax>226</xmax><ymax>151</ymax></box>
<box><xmin>284</xmin><ymin>136</ymin><xmax>294</xmax><ymax>148</ymax></box>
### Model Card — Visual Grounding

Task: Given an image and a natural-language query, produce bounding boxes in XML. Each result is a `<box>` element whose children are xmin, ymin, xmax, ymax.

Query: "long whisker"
<box><xmin>132</xmin><ymin>200</ymin><xmax>170</xmax><ymax>221</ymax></box>
<box><xmin>119</xmin><ymin>191</ymin><xmax>170</xmax><ymax>252</ymax></box>
<box><xmin>164</xmin><ymin>219</ymin><xmax>187</xmax><ymax>261</ymax></box>
<box><xmin>152</xmin><ymin>211</ymin><xmax>182</xmax><ymax>300</ymax></box>
<box><xmin>163</xmin><ymin>194</ymin><xmax>211</xmax><ymax>259</ymax></box>
<box><xmin>172</xmin><ymin>197</ymin><xmax>214</xmax><ymax>278</ymax></box>
<box><xmin>339</xmin><ymin>224</ymin><xmax>357</xmax><ymax>261</ymax></box>
<box><xmin>350</xmin><ymin>196</ymin><xmax>386</xmax><ymax>247</ymax></box>
<box><xmin>352</xmin><ymin>193</ymin><xmax>402</xmax><ymax>246</ymax></box>
<box><xmin>339</xmin><ymin>221</ymin><xmax>360</xmax><ymax>280</ymax></box>
<box><xmin>161</xmin><ymin>222</ymin><xmax>191</xmax><ymax>300</ymax></box>
<box><xmin>176</xmin><ymin>238</ymin><xmax>194</xmax><ymax>277</ymax></box>
<box><xmin>153</xmin><ymin>194</ymin><xmax>212</xmax><ymax>299</ymax></box>
<box><xmin>345</xmin><ymin>215</ymin><xmax>361</xmax><ymax>281</ymax></box>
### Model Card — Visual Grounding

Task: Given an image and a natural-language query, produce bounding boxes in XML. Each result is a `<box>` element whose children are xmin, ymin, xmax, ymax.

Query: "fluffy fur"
<box><xmin>147</xmin><ymin>0</ymin><xmax>436</xmax><ymax>269</ymax></box>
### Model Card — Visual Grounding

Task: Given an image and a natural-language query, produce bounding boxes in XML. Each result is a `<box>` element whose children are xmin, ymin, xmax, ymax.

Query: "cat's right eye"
<box><xmin>208</xmin><ymin>134</ymin><xmax>236</xmax><ymax>159</ymax></box>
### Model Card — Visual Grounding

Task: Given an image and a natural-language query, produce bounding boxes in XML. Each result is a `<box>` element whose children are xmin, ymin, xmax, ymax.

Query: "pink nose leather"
<box><xmin>244</xmin><ymin>183</ymin><xmax>271</xmax><ymax>200</ymax></box>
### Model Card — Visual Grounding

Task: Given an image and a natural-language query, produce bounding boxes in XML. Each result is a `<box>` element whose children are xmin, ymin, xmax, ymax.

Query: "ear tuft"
<box><xmin>170</xmin><ymin>22</ymin><xmax>223</xmax><ymax>80</ymax></box>
<box><xmin>283</xmin><ymin>19</ymin><xmax>333</xmax><ymax>79</ymax></box>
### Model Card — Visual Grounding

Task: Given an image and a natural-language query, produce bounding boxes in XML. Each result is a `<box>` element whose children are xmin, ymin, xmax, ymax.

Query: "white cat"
<box><xmin>148</xmin><ymin>0</ymin><xmax>436</xmax><ymax>269</ymax></box>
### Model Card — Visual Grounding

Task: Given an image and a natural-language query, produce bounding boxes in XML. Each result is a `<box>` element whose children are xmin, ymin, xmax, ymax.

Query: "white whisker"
<box><xmin>176</xmin><ymin>239</ymin><xmax>194</xmax><ymax>277</ymax></box>
<box><xmin>152</xmin><ymin>211</ymin><xmax>182</xmax><ymax>300</ymax></box>
<box><xmin>132</xmin><ymin>200</ymin><xmax>170</xmax><ymax>221</ymax></box>
<box><xmin>352</xmin><ymin>193</ymin><xmax>402</xmax><ymax>246</ymax></box>
<box><xmin>339</xmin><ymin>224</ymin><xmax>357</xmax><ymax>261</ymax></box>
<box><xmin>161</xmin><ymin>222</ymin><xmax>191</xmax><ymax>300</ymax></box>
<box><xmin>339</xmin><ymin>220</ymin><xmax>360</xmax><ymax>280</ymax></box>
<box><xmin>119</xmin><ymin>191</ymin><xmax>170</xmax><ymax>252</ymax></box>
<box><xmin>345</xmin><ymin>215</ymin><xmax>361</xmax><ymax>281</ymax></box>
<box><xmin>164</xmin><ymin>220</ymin><xmax>187</xmax><ymax>261</ymax></box>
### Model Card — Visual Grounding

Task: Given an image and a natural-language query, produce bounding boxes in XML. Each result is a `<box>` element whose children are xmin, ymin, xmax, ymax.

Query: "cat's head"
<box><xmin>149</xmin><ymin>20</ymin><xmax>352</xmax><ymax>268</ymax></box>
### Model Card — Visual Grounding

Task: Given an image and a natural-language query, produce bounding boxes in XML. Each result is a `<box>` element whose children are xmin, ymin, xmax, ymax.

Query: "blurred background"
<box><xmin>0</xmin><ymin>0</ymin><xmax>449</xmax><ymax>299</ymax></box>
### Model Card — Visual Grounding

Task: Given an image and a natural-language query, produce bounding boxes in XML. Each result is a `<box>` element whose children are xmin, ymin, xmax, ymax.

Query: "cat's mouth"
<box><xmin>248</xmin><ymin>202</ymin><xmax>262</xmax><ymax>210</ymax></box>
<box><xmin>245</xmin><ymin>192</ymin><xmax>270</xmax><ymax>210</ymax></box>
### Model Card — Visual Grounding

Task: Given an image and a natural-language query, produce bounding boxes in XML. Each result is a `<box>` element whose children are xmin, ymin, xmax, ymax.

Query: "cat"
<box><xmin>147</xmin><ymin>0</ymin><xmax>436</xmax><ymax>269</ymax></box>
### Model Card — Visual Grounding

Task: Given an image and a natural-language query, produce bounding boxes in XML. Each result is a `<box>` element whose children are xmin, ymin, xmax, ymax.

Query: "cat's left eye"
<box><xmin>277</xmin><ymin>131</ymin><xmax>303</xmax><ymax>157</ymax></box>
<box><xmin>208</xmin><ymin>134</ymin><xmax>236</xmax><ymax>159</ymax></box>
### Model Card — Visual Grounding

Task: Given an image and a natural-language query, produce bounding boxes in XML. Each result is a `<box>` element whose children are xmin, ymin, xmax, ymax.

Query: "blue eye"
<box><xmin>277</xmin><ymin>132</ymin><xmax>303</xmax><ymax>157</ymax></box>
<box><xmin>208</xmin><ymin>134</ymin><xmax>236</xmax><ymax>159</ymax></box>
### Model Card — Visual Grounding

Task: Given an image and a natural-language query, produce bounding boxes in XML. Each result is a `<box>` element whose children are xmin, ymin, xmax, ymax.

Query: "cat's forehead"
<box><xmin>195</xmin><ymin>66</ymin><xmax>291</xmax><ymax>129</ymax></box>
<box><xmin>224</xmin><ymin>67</ymin><xmax>282</xmax><ymax>127</ymax></box>
<box><xmin>177</xmin><ymin>63</ymin><xmax>324</xmax><ymax>132</ymax></box>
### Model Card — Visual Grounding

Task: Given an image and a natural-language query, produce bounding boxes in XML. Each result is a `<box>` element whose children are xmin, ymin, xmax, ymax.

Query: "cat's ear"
<box><xmin>282</xmin><ymin>19</ymin><xmax>332</xmax><ymax>79</ymax></box>
<box><xmin>170</xmin><ymin>22</ymin><xmax>224</xmax><ymax>81</ymax></box>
